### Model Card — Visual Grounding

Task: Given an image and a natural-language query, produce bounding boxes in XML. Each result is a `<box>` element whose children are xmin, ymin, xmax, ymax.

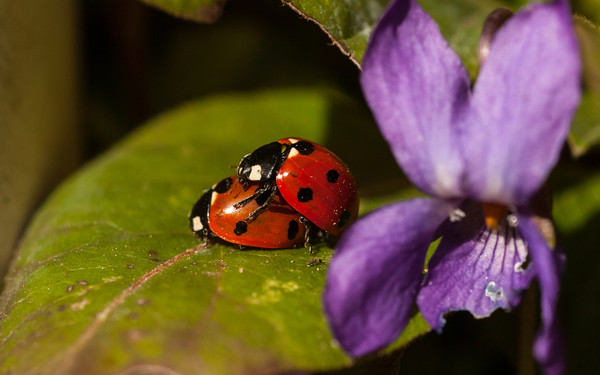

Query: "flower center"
<box><xmin>481</xmin><ymin>202</ymin><xmax>508</xmax><ymax>231</ymax></box>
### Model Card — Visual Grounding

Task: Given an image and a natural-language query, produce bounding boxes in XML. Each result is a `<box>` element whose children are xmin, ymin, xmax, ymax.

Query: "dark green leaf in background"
<box><xmin>551</xmin><ymin>166</ymin><xmax>600</xmax><ymax>374</ymax></box>
<box><xmin>282</xmin><ymin>0</ymin><xmax>390</xmax><ymax>66</ymax></box>
<box><xmin>573</xmin><ymin>0</ymin><xmax>600</xmax><ymax>25</ymax></box>
<box><xmin>141</xmin><ymin>0</ymin><xmax>227</xmax><ymax>22</ymax></box>
<box><xmin>0</xmin><ymin>89</ymin><xmax>426</xmax><ymax>374</ymax></box>
<box><xmin>570</xmin><ymin>16</ymin><xmax>600</xmax><ymax>157</ymax></box>
<box><xmin>281</xmin><ymin>0</ymin><xmax>530</xmax><ymax>75</ymax></box>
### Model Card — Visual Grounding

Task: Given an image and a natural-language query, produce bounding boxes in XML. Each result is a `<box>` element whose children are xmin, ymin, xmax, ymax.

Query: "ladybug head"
<box><xmin>189</xmin><ymin>190</ymin><xmax>212</xmax><ymax>238</ymax></box>
<box><xmin>237</xmin><ymin>141</ymin><xmax>289</xmax><ymax>183</ymax></box>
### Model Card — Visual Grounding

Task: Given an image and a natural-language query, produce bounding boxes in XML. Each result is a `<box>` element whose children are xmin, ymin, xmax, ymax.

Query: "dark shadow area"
<box><xmin>83</xmin><ymin>0</ymin><xmax>360</xmax><ymax>156</ymax></box>
<box><xmin>322</xmin><ymin>92</ymin><xmax>412</xmax><ymax>198</ymax></box>
<box><xmin>395</xmin><ymin>310</ymin><xmax>520</xmax><ymax>375</ymax></box>
<box><xmin>315</xmin><ymin>308</ymin><xmax>522</xmax><ymax>375</ymax></box>
<box><xmin>534</xmin><ymin>161</ymin><xmax>600</xmax><ymax>374</ymax></box>
<box><xmin>557</xmin><ymin>210</ymin><xmax>600</xmax><ymax>375</ymax></box>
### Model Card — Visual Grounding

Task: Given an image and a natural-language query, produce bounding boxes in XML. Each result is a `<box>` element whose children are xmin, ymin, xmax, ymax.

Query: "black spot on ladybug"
<box><xmin>287</xmin><ymin>220</ymin><xmax>299</xmax><ymax>240</ymax></box>
<box><xmin>337</xmin><ymin>210</ymin><xmax>351</xmax><ymax>228</ymax></box>
<box><xmin>297</xmin><ymin>187</ymin><xmax>313</xmax><ymax>202</ymax></box>
<box><xmin>327</xmin><ymin>169</ymin><xmax>340</xmax><ymax>183</ymax></box>
<box><xmin>215</xmin><ymin>177</ymin><xmax>233</xmax><ymax>194</ymax></box>
<box><xmin>294</xmin><ymin>141</ymin><xmax>314</xmax><ymax>155</ymax></box>
<box><xmin>255</xmin><ymin>189</ymin><xmax>272</xmax><ymax>206</ymax></box>
<box><xmin>234</xmin><ymin>221</ymin><xmax>248</xmax><ymax>236</ymax></box>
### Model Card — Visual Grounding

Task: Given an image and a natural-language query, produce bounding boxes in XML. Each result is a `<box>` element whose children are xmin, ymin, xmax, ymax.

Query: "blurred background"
<box><xmin>1</xmin><ymin>0</ymin><xmax>599</xmax><ymax>373</ymax></box>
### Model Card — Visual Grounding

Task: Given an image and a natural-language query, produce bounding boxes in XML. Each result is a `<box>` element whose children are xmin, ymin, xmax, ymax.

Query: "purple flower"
<box><xmin>323</xmin><ymin>0</ymin><xmax>580</xmax><ymax>374</ymax></box>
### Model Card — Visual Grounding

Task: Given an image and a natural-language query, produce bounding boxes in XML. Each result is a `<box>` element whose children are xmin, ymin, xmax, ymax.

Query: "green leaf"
<box><xmin>281</xmin><ymin>0</ymin><xmax>528</xmax><ymax>76</ymax></box>
<box><xmin>569</xmin><ymin>16</ymin><xmax>600</xmax><ymax>157</ymax></box>
<box><xmin>281</xmin><ymin>0</ymin><xmax>390</xmax><ymax>67</ymax></box>
<box><xmin>140</xmin><ymin>0</ymin><xmax>227</xmax><ymax>23</ymax></box>
<box><xmin>0</xmin><ymin>88</ymin><xmax>428</xmax><ymax>374</ymax></box>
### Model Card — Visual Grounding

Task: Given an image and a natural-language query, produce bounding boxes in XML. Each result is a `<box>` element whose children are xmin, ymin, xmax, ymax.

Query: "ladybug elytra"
<box><xmin>189</xmin><ymin>175</ymin><xmax>316</xmax><ymax>249</ymax></box>
<box><xmin>189</xmin><ymin>138</ymin><xmax>359</xmax><ymax>250</ymax></box>
<box><xmin>236</xmin><ymin>137</ymin><xmax>359</xmax><ymax>236</ymax></box>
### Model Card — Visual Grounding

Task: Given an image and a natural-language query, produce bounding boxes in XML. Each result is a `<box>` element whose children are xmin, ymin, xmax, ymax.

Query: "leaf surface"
<box><xmin>0</xmin><ymin>88</ymin><xmax>426</xmax><ymax>374</ymax></box>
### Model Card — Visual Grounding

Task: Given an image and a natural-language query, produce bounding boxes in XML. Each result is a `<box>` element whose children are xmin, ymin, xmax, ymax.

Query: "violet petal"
<box><xmin>360</xmin><ymin>0</ymin><xmax>470</xmax><ymax>198</ymax></box>
<box><xmin>324</xmin><ymin>198</ymin><xmax>453</xmax><ymax>356</ymax></box>
<box><xmin>418</xmin><ymin>201</ymin><xmax>535</xmax><ymax>330</ymax></box>
<box><xmin>517</xmin><ymin>211</ymin><xmax>565</xmax><ymax>375</ymax></box>
<box><xmin>463</xmin><ymin>1</ymin><xmax>580</xmax><ymax>204</ymax></box>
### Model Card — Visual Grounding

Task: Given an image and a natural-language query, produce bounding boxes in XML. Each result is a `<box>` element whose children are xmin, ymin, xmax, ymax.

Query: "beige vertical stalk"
<box><xmin>0</xmin><ymin>0</ymin><xmax>81</xmax><ymax>279</ymax></box>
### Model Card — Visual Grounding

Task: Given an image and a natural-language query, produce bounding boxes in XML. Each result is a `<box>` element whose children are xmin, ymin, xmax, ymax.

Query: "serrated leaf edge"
<box><xmin>281</xmin><ymin>0</ymin><xmax>363</xmax><ymax>69</ymax></box>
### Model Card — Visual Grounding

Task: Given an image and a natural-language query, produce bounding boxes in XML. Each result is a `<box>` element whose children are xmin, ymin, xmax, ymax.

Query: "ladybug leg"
<box><xmin>300</xmin><ymin>216</ymin><xmax>323</xmax><ymax>266</ymax></box>
<box><xmin>233</xmin><ymin>181</ymin><xmax>275</xmax><ymax>209</ymax></box>
<box><xmin>244</xmin><ymin>187</ymin><xmax>277</xmax><ymax>222</ymax></box>
<box><xmin>298</xmin><ymin>215</ymin><xmax>316</xmax><ymax>253</ymax></box>
<box><xmin>299</xmin><ymin>216</ymin><xmax>314</xmax><ymax>254</ymax></box>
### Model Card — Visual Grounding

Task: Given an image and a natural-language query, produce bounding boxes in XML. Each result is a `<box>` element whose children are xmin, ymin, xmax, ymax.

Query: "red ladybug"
<box><xmin>236</xmin><ymin>137</ymin><xmax>359</xmax><ymax>236</ymax></box>
<box><xmin>189</xmin><ymin>175</ymin><xmax>312</xmax><ymax>249</ymax></box>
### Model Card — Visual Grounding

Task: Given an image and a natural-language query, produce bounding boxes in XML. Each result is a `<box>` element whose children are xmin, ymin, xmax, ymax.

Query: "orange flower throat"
<box><xmin>482</xmin><ymin>202</ymin><xmax>509</xmax><ymax>231</ymax></box>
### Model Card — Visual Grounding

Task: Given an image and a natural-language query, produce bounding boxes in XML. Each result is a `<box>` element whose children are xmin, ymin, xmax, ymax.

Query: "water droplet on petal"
<box><xmin>484</xmin><ymin>281</ymin><xmax>505</xmax><ymax>303</ymax></box>
<box><xmin>507</xmin><ymin>214</ymin><xmax>518</xmax><ymax>227</ymax></box>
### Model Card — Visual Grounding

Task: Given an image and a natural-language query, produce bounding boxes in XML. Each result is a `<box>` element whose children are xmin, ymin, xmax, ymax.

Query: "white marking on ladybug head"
<box><xmin>192</xmin><ymin>216</ymin><xmax>203</xmax><ymax>231</ymax></box>
<box><xmin>211</xmin><ymin>191</ymin><xmax>218</xmax><ymax>205</ymax></box>
<box><xmin>288</xmin><ymin>147</ymin><xmax>299</xmax><ymax>158</ymax></box>
<box><xmin>288</xmin><ymin>138</ymin><xmax>299</xmax><ymax>144</ymax></box>
<box><xmin>249</xmin><ymin>165</ymin><xmax>262</xmax><ymax>181</ymax></box>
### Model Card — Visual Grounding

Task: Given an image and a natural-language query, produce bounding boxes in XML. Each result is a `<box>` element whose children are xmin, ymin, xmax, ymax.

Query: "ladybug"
<box><xmin>236</xmin><ymin>137</ymin><xmax>359</xmax><ymax>236</ymax></box>
<box><xmin>189</xmin><ymin>175</ymin><xmax>317</xmax><ymax>249</ymax></box>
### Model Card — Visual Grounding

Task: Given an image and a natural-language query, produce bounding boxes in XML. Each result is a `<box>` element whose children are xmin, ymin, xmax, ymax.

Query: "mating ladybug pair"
<box><xmin>189</xmin><ymin>137</ymin><xmax>359</xmax><ymax>249</ymax></box>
